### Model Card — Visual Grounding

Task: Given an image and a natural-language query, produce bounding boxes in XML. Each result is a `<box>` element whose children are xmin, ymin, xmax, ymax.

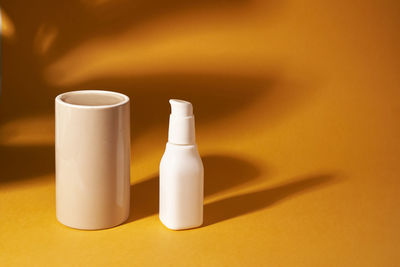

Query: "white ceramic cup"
<box><xmin>55</xmin><ymin>90</ymin><xmax>130</xmax><ymax>230</ymax></box>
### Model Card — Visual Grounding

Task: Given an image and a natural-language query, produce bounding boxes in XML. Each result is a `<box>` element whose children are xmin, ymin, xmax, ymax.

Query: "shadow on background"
<box><xmin>204</xmin><ymin>174</ymin><xmax>337</xmax><ymax>226</ymax></box>
<box><xmin>81</xmin><ymin>73</ymin><xmax>271</xmax><ymax>140</ymax></box>
<box><xmin>0</xmin><ymin>0</ymin><xmax>291</xmax><ymax>139</ymax></box>
<box><xmin>0</xmin><ymin>72</ymin><xmax>271</xmax><ymax>142</ymax></box>
<box><xmin>0</xmin><ymin>144</ymin><xmax>54</xmax><ymax>183</ymax></box>
<box><xmin>127</xmin><ymin>154</ymin><xmax>261</xmax><ymax>222</ymax></box>
<box><xmin>0</xmin><ymin>0</ymin><xmax>265</xmax><ymax>125</ymax></box>
<box><xmin>1</xmin><ymin>0</ymin><xmax>254</xmax><ymax>61</ymax></box>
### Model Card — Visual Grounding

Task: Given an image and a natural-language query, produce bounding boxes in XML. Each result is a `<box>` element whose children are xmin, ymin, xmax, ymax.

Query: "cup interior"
<box><xmin>60</xmin><ymin>91</ymin><xmax>127</xmax><ymax>106</ymax></box>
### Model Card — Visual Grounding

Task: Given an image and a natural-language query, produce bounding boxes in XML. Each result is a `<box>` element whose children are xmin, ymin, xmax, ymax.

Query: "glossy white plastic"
<box><xmin>159</xmin><ymin>99</ymin><xmax>204</xmax><ymax>230</ymax></box>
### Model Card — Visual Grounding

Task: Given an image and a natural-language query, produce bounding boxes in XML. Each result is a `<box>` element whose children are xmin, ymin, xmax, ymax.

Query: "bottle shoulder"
<box><xmin>160</xmin><ymin>143</ymin><xmax>203</xmax><ymax>175</ymax></box>
<box><xmin>162</xmin><ymin>143</ymin><xmax>201</xmax><ymax>157</ymax></box>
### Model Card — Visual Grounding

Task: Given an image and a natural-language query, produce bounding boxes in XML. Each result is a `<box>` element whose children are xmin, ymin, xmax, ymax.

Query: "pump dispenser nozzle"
<box><xmin>169</xmin><ymin>99</ymin><xmax>193</xmax><ymax>116</ymax></box>
<box><xmin>168</xmin><ymin>99</ymin><xmax>196</xmax><ymax>145</ymax></box>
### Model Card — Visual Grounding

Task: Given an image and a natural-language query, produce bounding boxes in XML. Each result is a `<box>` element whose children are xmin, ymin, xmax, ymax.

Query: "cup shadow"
<box><xmin>203</xmin><ymin>174</ymin><xmax>338</xmax><ymax>226</ymax></box>
<box><xmin>126</xmin><ymin>154</ymin><xmax>261</xmax><ymax>223</ymax></box>
<box><xmin>0</xmin><ymin>144</ymin><xmax>55</xmax><ymax>183</ymax></box>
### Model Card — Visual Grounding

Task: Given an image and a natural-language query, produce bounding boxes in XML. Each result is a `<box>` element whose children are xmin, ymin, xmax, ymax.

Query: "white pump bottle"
<box><xmin>159</xmin><ymin>99</ymin><xmax>204</xmax><ymax>230</ymax></box>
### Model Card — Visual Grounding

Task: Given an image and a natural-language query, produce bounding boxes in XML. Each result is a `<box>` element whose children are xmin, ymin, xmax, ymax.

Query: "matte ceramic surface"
<box><xmin>55</xmin><ymin>90</ymin><xmax>130</xmax><ymax>230</ymax></box>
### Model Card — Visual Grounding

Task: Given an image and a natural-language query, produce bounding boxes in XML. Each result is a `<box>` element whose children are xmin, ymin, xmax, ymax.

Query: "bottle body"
<box><xmin>159</xmin><ymin>143</ymin><xmax>204</xmax><ymax>230</ymax></box>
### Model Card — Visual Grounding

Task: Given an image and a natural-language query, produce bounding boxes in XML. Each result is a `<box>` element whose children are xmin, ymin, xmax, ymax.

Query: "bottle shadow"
<box><xmin>203</xmin><ymin>174</ymin><xmax>338</xmax><ymax>226</ymax></box>
<box><xmin>126</xmin><ymin>154</ymin><xmax>261</xmax><ymax>223</ymax></box>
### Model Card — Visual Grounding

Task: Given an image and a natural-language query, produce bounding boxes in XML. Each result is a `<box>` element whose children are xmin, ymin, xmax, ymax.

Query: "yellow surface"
<box><xmin>1</xmin><ymin>0</ymin><xmax>400</xmax><ymax>266</ymax></box>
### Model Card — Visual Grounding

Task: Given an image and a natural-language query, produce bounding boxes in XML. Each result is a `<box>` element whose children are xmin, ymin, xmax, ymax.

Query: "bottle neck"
<box><xmin>168</xmin><ymin>114</ymin><xmax>196</xmax><ymax>145</ymax></box>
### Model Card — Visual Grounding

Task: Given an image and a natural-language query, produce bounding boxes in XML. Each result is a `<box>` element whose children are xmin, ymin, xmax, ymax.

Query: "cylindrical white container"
<box><xmin>159</xmin><ymin>99</ymin><xmax>204</xmax><ymax>230</ymax></box>
<box><xmin>55</xmin><ymin>90</ymin><xmax>130</xmax><ymax>230</ymax></box>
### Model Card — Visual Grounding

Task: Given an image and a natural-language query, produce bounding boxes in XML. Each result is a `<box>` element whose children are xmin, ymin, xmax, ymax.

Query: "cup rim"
<box><xmin>55</xmin><ymin>90</ymin><xmax>130</xmax><ymax>109</ymax></box>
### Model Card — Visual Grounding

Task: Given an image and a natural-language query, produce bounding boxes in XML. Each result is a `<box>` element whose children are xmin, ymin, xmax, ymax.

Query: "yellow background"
<box><xmin>1</xmin><ymin>0</ymin><xmax>400</xmax><ymax>266</ymax></box>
